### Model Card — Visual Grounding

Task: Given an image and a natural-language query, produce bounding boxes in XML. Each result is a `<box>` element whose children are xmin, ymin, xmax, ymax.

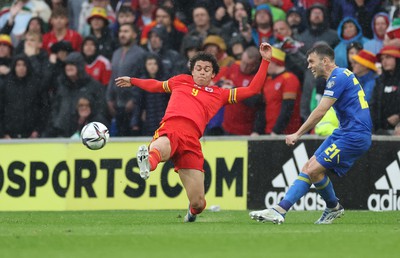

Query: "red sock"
<box><xmin>190</xmin><ymin>199</ymin><xmax>207</xmax><ymax>215</ymax></box>
<box><xmin>149</xmin><ymin>148</ymin><xmax>161</xmax><ymax>171</ymax></box>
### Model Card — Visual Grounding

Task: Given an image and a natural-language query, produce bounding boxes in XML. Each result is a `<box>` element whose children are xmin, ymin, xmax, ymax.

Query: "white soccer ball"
<box><xmin>81</xmin><ymin>122</ymin><xmax>109</xmax><ymax>150</ymax></box>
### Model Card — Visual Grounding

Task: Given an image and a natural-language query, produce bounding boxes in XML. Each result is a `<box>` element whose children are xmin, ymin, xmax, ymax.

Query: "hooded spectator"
<box><xmin>364</xmin><ymin>12</ymin><xmax>390</xmax><ymax>54</ymax></box>
<box><xmin>0</xmin><ymin>54</ymin><xmax>45</xmax><ymax>138</ymax></box>
<box><xmin>334</xmin><ymin>17</ymin><xmax>369</xmax><ymax>68</ymax></box>
<box><xmin>47</xmin><ymin>52</ymin><xmax>107</xmax><ymax>137</ymax></box>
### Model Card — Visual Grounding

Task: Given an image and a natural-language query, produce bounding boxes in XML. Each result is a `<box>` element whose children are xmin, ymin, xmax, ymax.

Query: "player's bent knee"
<box><xmin>190</xmin><ymin>198</ymin><xmax>206</xmax><ymax>214</ymax></box>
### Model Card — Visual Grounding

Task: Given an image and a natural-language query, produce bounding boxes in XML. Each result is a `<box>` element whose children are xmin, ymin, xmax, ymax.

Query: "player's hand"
<box><xmin>285</xmin><ymin>133</ymin><xmax>299</xmax><ymax>146</ymax></box>
<box><xmin>115</xmin><ymin>76</ymin><xmax>132</xmax><ymax>87</ymax></box>
<box><xmin>259</xmin><ymin>42</ymin><xmax>272</xmax><ymax>62</ymax></box>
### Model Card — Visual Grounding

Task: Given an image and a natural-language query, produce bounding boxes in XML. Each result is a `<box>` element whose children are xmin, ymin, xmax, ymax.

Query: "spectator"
<box><xmin>140</xmin><ymin>6</ymin><xmax>188</xmax><ymax>52</ymax></box>
<box><xmin>78</xmin><ymin>0</ymin><xmax>116</xmax><ymax>37</ymax></box>
<box><xmin>331</xmin><ymin>0</ymin><xmax>383</xmax><ymax>39</ymax></box>
<box><xmin>314</xmin><ymin>107</ymin><xmax>339</xmax><ymax>136</ymax></box>
<box><xmin>252</xmin><ymin>0</ymin><xmax>287</xmax><ymax>22</ymax></box>
<box><xmin>384</xmin><ymin>17</ymin><xmax>400</xmax><ymax>48</ymax></box>
<box><xmin>346</xmin><ymin>41</ymin><xmax>364</xmax><ymax>71</ymax></box>
<box><xmin>13</xmin><ymin>17</ymin><xmax>47</xmax><ymax>54</ymax></box>
<box><xmin>133</xmin><ymin>0</ymin><xmax>157</xmax><ymax>30</ymax></box>
<box><xmin>144</xmin><ymin>25</ymin><xmax>187</xmax><ymax>76</ymax></box>
<box><xmin>182</xmin><ymin>4</ymin><xmax>221</xmax><ymax>46</ymax></box>
<box><xmin>0</xmin><ymin>34</ymin><xmax>13</xmax><ymax>78</ymax></box>
<box><xmin>251</xmin><ymin>4</ymin><xmax>275</xmax><ymax>47</ymax></box>
<box><xmin>42</xmin><ymin>8</ymin><xmax>83</xmax><ymax>53</ymax></box>
<box><xmin>0</xmin><ymin>55</ymin><xmax>45</xmax><ymax>138</ymax></box>
<box><xmin>220</xmin><ymin>0</ymin><xmax>253</xmax><ymax>48</ymax></box>
<box><xmin>70</xmin><ymin>93</ymin><xmax>110</xmax><ymax>139</ymax></box>
<box><xmin>255</xmin><ymin>46</ymin><xmax>302</xmax><ymax>135</ymax></box>
<box><xmin>220</xmin><ymin>46</ymin><xmax>262</xmax><ymax>135</ymax></box>
<box><xmin>334</xmin><ymin>17</ymin><xmax>369</xmax><ymax>68</ymax></box>
<box><xmin>0</xmin><ymin>0</ymin><xmax>51</xmax><ymax>43</ymax></box>
<box><xmin>296</xmin><ymin>4</ymin><xmax>339</xmax><ymax>54</ymax></box>
<box><xmin>386</xmin><ymin>0</ymin><xmax>400</xmax><ymax>21</ymax></box>
<box><xmin>46</xmin><ymin>52</ymin><xmax>107</xmax><ymax>137</ymax></box>
<box><xmin>107</xmin><ymin>23</ymin><xmax>146</xmax><ymax>136</ymax></box>
<box><xmin>48</xmin><ymin>40</ymin><xmax>73</xmax><ymax>95</ymax></box>
<box><xmin>350</xmin><ymin>49</ymin><xmax>378</xmax><ymax>102</ymax></box>
<box><xmin>273</xmin><ymin>19</ymin><xmax>306</xmax><ymax>83</ymax></box>
<box><xmin>81</xmin><ymin>36</ymin><xmax>112</xmax><ymax>86</ymax></box>
<box><xmin>370</xmin><ymin>46</ymin><xmax>400</xmax><ymax>135</ymax></box>
<box><xmin>228</xmin><ymin>35</ymin><xmax>246</xmax><ymax>61</ymax></box>
<box><xmin>203</xmin><ymin>34</ymin><xmax>235</xmax><ymax>68</ymax></box>
<box><xmin>180</xmin><ymin>34</ymin><xmax>202</xmax><ymax>66</ymax></box>
<box><xmin>137</xmin><ymin>53</ymin><xmax>169</xmax><ymax>136</ymax></box>
<box><xmin>213</xmin><ymin>0</ymin><xmax>235</xmax><ymax>28</ymax></box>
<box><xmin>286</xmin><ymin>6</ymin><xmax>306</xmax><ymax>37</ymax></box>
<box><xmin>364</xmin><ymin>12</ymin><xmax>390</xmax><ymax>54</ymax></box>
<box><xmin>111</xmin><ymin>5</ymin><xmax>137</xmax><ymax>38</ymax></box>
<box><xmin>86</xmin><ymin>7</ymin><xmax>117</xmax><ymax>60</ymax></box>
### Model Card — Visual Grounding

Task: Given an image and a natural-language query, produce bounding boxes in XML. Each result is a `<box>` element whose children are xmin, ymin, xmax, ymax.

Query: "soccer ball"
<box><xmin>81</xmin><ymin>122</ymin><xmax>109</xmax><ymax>150</ymax></box>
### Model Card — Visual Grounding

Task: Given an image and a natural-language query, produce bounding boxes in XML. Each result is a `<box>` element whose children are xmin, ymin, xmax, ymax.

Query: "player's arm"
<box><xmin>286</xmin><ymin>97</ymin><xmax>335</xmax><ymax>146</ymax></box>
<box><xmin>226</xmin><ymin>43</ymin><xmax>271</xmax><ymax>103</ymax></box>
<box><xmin>115</xmin><ymin>76</ymin><xmax>167</xmax><ymax>93</ymax></box>
<box><xmin>234</xmin><ymin>59</ymin><xmax>270</xmax><ymax>102</ymax></box>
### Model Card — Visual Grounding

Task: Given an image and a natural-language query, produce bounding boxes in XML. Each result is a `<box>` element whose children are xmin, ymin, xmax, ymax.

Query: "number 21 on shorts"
<box><xmin>324</xmin><ymin>143</ymin><xmax>341</xmax><ymax>163</ymax></box>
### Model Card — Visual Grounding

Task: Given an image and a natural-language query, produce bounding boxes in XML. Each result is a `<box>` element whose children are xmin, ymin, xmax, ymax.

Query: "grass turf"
<box><xmin>0</xmin><ymin>210</ymin><xmax>399</xmax><ymax>258</ymax></box>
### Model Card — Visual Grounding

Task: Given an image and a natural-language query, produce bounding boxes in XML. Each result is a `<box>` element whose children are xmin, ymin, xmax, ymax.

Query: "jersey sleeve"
<box><xmin>221</xmin><ymin>59</ymin><xmax>270</xmax><ymax>104</ymax></box>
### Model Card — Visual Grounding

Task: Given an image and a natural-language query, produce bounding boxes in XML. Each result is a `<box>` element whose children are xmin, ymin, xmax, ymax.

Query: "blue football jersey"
<box><xmin>323</xmin><ymin>68</ymin><xmax>372</xmax><ymax>135</ymax></box>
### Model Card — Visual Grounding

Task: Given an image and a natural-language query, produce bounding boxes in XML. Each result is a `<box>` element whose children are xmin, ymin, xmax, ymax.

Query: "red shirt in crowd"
<box><xmin>42</xmin><ymin>29</ymin><xmax>83</xmax><ymax>53</ymax></box>
<box><xmin>85</xmin><ymin>55</ymin><xmax>112</xmax><ymax>86</ymax></box>
<box><xmin>221</xmin><ymin>62</ymin><xmax>259</xmax><ymax>135</ymax></box>
<box><xmin>263</xmin><ymin>71</ymin><xmax>302</xmax><ymax>134</ymax></box>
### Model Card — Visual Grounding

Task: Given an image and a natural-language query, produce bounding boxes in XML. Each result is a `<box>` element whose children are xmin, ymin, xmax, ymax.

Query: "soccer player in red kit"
<box><xmin>115</xmin><ymin>43</ymin><xmax>272</xmax><ymax>222</ymax></box>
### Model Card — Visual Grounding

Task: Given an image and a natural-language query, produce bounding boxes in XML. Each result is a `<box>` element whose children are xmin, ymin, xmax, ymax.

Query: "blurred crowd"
<box><xmin>0</xmin><ymin>0</ymin><xmax>399</xmax><ymax>139</ymax></box>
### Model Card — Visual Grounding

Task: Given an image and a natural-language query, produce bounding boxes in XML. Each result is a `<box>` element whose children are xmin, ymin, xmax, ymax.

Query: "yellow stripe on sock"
<box><xmin>315</xmin><ymin>177</ymin><xmax>330</xmax><ymax>190</ymax></box>
<box><xmin>298</xmin><ymin>175</ymin><xmax>311</xmax><ymax>185</ymax></box>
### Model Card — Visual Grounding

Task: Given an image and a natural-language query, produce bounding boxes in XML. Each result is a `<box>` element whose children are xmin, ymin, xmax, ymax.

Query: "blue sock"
<box><xmin>278</xmin><ymin>172</ymin><xmax>311</xmax><ymax>212</ymax></box>
<box><xmin>314</xmin><ymin>175</ymin><xmax>338</xmax><ymax>208</ymax></box>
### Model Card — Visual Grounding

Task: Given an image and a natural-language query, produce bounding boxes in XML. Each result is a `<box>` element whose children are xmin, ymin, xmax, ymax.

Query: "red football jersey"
<box><xmin>85</xmin><ymin>55</ymin><xmax>112</xmax><ymax>86</ymax></box>
<box><xmin>42</xmin><ymin>29</ymin><xmax>83</xmax><ymax>53</ymax></box>
<box><xmin>263</xmin><ymin>71</ymin><xmax>302</xmax><ymax>134</ymax></box>
<box><xmin>162</xmin><ymin>74</ymin><xmax>231</xmax><ymax>136</ymax></box>
<box><xmin>130</xmin><ymin>59</ymin><xmax>270</xmax><ymax>136</ymax></box>
<box><xmin>222</xmin><ymin>62</ymin><xmax>258</xmax><ymax>135</ymax></box>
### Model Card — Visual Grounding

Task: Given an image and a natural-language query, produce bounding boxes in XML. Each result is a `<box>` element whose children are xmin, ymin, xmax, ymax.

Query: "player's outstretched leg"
<box><xmin>249</xmin><ymin>208</ymin><xmax>285</xmax><ymax>224</ymax></box>
<box><xmin>315</xmin><ymin>204</ymin><xmax>344</xmax><ymax>224</ymax></box>
<box><xmin>137</xmin><ymin>145</ymin><xmax>150</xmax><ymax>180</ymax></box>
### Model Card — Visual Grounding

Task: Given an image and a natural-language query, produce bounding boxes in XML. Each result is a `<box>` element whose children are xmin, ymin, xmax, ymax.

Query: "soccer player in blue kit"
<box><xmin>249</xmin><ymin>44</ymin><xmax>372</xmax><ymax>224</ymax></box>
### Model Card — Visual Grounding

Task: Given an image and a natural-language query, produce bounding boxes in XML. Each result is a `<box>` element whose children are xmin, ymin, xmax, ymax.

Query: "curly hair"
<box><xmin>189</xmin><ymin>52</ymin><xmax>219</xmax><ymax>75</ymax></box>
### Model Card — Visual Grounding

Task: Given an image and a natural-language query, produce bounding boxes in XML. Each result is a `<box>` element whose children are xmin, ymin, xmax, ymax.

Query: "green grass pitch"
<box><xmin>0</xmin><ymin>210</ymin><xmax>399</xmax><ymax>258</ymax></box>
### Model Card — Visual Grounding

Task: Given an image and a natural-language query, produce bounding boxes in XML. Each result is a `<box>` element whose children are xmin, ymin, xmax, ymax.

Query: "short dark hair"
<box><xmin>306</xmin><ymin>44</ymin><xmax>335</xmax><ymax>61</ymax></box>
<box><xmin>189</xmin><ymin>52</ymin><xmax>219</xmax><ymax>75</ymax></box>
<box><xmin>119</xmin><ymin>22</ymin><xmax>139</xmax><ymax>35</ymax></box>
<box><xmin>51</xmin><ymin>7</ymin><xmax>68</xmax><ymax>19</ymax></box>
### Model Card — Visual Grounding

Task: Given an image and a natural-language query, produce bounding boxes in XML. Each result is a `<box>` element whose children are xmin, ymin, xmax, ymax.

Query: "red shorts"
<box><xmin>152</xmin><ymin>117</ymin><xmax>204</xmax><ymax>172</ymax></box>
